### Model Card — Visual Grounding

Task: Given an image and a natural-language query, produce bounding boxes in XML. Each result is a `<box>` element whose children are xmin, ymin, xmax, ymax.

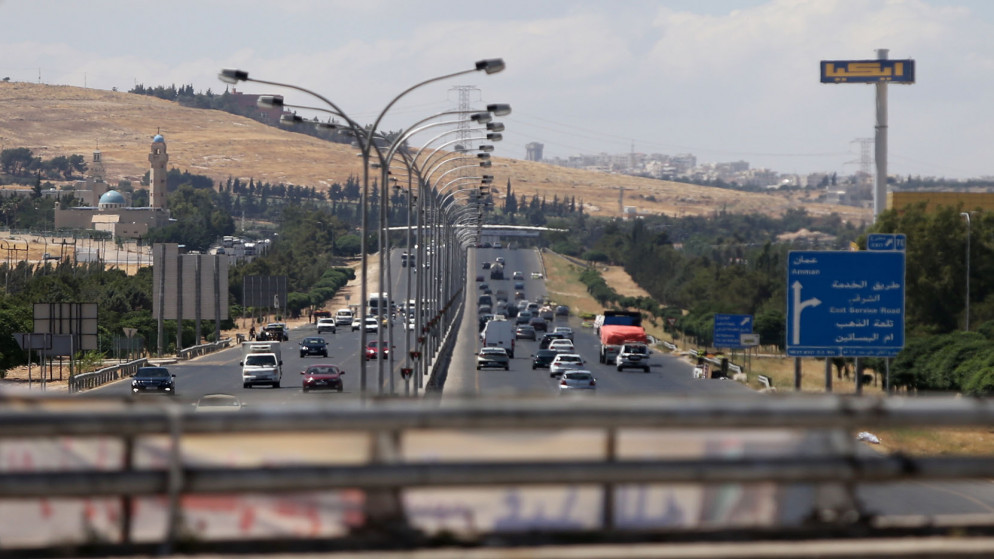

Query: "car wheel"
<box><xmin>300</xmin><ymin>353</ymin><xmax>306</xmax><ymax>358</ymax></box>
<box><xmin>303</xmin><ymin>386</ymin><xmax>309</xmax><ymax>393</ymax></box>
<box><xmin>322</xmin><ymin>352</ymin><xmax>328</xmax><ymax>357</ymax></box>
<box><xmin>337</xmin><ymin>386</ymin><xmax>343</xmax><ymax>393</ymax></box>
<box><xmin>273</xmin><ymin>381</ymin><xmax>280</xmax><ymax>388</ymax></box>
<box><xmin>476</xmin><ymin>366</ymin><xmax>481</xmax><ymax>370</ymax></box>
<box><xmin>617</xmin><ymin>365</ymin><xmax>623</xmax><ymax>372</ymax></box>
<box><xmin>644</xmin><ymin>366</ymin><xmax>650</xmax><ymax>373</ymax></box>
<box><xmin>243</xmin><ymin>383</ymin><xmax>250</xmax><ymax>389</ymax></box>
<box><xmin>505</xmin><ymin>365</ymin><xmax>510</xmax><ymax>371</ymax></box>
<box><xmin>532</xmin><ymin>365</ymin><xmax>537</xmax><ymax>370</ymax></box>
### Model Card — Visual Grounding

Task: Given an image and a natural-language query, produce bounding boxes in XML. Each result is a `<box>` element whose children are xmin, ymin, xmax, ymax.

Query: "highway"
<box><xmin>70</xmin><ymin>246</ymin><xmax>994</xmax><ymax>540</ymax></box>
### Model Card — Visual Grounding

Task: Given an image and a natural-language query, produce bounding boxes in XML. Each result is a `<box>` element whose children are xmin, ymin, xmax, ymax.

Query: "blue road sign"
<box><xmin>714</xmin><ymin>313</ymin><xmax>753</xmax><ymax>349</ymax></box>
<box><xmin>867</xmin><ymin>233</ymin><xmax>906</xmax><ymax>251</ymax></box>
<box><xmin>787</xmin><ymin>251</ymin><xmax>905</xmax><ymax>357</ymax></box>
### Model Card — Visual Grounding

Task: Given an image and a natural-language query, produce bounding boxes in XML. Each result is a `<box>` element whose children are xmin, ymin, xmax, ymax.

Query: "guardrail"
<box><xmin>176</xmin><ymin>337</ymin><xmax>233</xmax><ymax>360</ymax></box>
<box><xmin>3</xmin><ymin>394</ymin><xmax>994</xmax><ymax>556</ymax></box>
<box><xmin>67</xmin><ymin>358</ymin><xmax>147</xmax><ymax>393</ymax></box>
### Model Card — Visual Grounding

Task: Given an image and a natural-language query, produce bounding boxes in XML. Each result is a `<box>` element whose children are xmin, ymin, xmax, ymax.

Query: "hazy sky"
<box><xmin>2</xmin><ymin>0</ymin><xmax>993</xmax><ymax>179</ymax></box>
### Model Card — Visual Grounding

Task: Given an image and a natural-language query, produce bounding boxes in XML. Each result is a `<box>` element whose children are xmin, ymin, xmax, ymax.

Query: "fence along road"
<box><xmin>2</xmin><ymin>394</ymin><xmax>994</xmax><ymax>556</ymax></box>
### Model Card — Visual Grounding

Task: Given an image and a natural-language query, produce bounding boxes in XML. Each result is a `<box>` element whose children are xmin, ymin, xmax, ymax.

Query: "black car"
<box><xmin>131</xmin><ymin>366</ymin><xmax>176</xmax><ymax>395</ymax></box>
<box><xmin>532</xmin><ymin>349</ymin><xmax>558</xmax><ymax>370</ymax></box>
<box><xmin>482</xmin><ymin>262</ymin><xmax>492</xmax><ymax>269</ymax></box>
<box><xmin>529</xmin><ymin>316</ymin><xmax>548</xmax><ymax>332</ymax></box>
<box><xmin>515</xmin><ymin>324</ymin><xmax>537</xmax><ymax>340</ymax></box>
<box><xmin>539</xmin><ymin>332</ymin><xmax>567</xmax><ymax>349</ymax></box>
<box><xmin>299</xmin><ymin>337</ymin><xmax>329</xmax><ymax>358</ymax></box>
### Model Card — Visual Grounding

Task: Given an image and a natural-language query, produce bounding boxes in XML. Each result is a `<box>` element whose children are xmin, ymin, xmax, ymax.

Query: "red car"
<box><xmin>364</xmin><ymin>340</ymin><xmax>391</xmax><ymax>360</ymax></box>
<box><xmin>301</xmin><ymin>364</ymin><xmax>345</xmax><ymax>392</ymax></box>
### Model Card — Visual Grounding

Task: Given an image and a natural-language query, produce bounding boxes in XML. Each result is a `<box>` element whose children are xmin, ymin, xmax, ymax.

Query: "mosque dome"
<box><xmin>152</xmin><ymin>134</ymin><xmax>165</xmax><ymax>143</ymax></box>
<box><xmin>98</xmin><ymin>190</ymin><xmax>126</xmax><ymax>208</ymax></box>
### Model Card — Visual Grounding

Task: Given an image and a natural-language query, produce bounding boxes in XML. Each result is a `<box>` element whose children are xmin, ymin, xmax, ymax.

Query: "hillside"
<box><xmin>0</xmin><ymin>82</ymin><xmax>870</xmax><ymax>222</ymax></box>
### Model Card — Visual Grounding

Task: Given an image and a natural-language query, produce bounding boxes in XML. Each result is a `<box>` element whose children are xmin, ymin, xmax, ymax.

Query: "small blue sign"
<box><xmin>787</xmin><ymin>251</ymin><xmax>905</xmax><ymax>357</ymax></box>
<box><xmin>867</xmin><ymin>233</ymin><xmax>906</xmax><ymax>252</ymax></box>
<box><xmin>714</xmin><ymin>313</ymin><xmax>753</xmax><ymax>349</ymax></box>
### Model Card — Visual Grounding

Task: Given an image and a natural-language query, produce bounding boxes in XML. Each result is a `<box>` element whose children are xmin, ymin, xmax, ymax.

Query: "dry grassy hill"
<box><xmin>0</xmin><ymin>82</ymin><xmax>870</xmax><ymax>222</ymax></box>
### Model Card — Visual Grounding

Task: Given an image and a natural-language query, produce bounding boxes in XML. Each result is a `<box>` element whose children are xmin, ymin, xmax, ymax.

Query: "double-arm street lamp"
<box><xmin>219</xmin><ymin>59</ymin><xmax>506</xmax><ymax>400</ymax></box>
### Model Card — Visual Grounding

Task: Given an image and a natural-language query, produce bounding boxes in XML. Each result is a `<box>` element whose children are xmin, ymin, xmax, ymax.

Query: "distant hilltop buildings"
<box><xmin>54</xmin><ymin>133</ymin><xmax>172</xmax><ymax>239</ymax></box>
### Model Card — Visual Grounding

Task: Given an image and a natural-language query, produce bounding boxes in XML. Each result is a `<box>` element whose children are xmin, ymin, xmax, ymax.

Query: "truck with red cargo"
<box><xmin>598</xmin><ymin>310</ymin><xmax>648</xmax><ymax>363</ymax></box>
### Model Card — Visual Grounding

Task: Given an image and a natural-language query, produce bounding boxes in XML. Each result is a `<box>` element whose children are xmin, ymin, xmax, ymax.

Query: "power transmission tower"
<box><xmin>450</xmin><ymin>85</ymin><xmax>480</xmax><ymax>152</ymax></box>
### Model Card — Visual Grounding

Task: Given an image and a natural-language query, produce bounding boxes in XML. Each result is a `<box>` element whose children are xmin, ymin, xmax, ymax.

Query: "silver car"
<box><xmin>558</xmin><ymin>370</ymin><xmax>597</xmax><ymax>393</ymax></box>
<box><xmin>549</xmin><ymin>353</ymin><xmax>585</xmax><ymax>377</ymax></box>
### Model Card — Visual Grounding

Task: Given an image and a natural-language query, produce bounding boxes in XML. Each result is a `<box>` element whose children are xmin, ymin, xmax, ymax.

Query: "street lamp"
<box><xmin>961</xmin><ymin>212</ymin><xmax>971</xmax><ymax>331</ymax></box>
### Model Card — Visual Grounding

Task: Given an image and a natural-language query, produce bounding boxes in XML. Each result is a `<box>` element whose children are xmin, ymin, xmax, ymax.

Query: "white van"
<box><xmin>480</xmin><ymin>317</ymin><xmax>516</xmax><ymax>358</ymax></box>
<box><xmin>334</xmin><ymin>308</ymin><xmax>355</xmax><ymax>326</ymax></box>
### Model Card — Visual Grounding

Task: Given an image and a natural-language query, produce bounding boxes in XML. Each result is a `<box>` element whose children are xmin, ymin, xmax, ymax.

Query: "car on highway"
<box><xmin>495</xmin><ymin>256</ymin><xmax>506</xmax><ymax>265</ymax></box>
<box><xmin>530</xmin><ymin>272</ymin><xmax>544</xmax><ymax>279</ymax></box>
<box><xmin>479</xmin><ymin>313</ymin><xmax>495</xmax><ymax>331</ymax></box>
<box><xmin>334</xmin><ymin>308</ymin><xmax>354</xmax><ymax>326</ymax></box>
<box><xmin>300</xmin><ymin>364</ymin><xmax>345</xmax><ymax>392</ymax></box>
<box><xmin>555</xmin><ymin>305</ymin><xmax>570</xmax><ymax>317</ymax></box>
<box><xmin>316</xmin><ymin>318</ymin><xmax>337</xmax><ymax>334</ymax></box>
<box><xmin>616</xmin><ymin>342</ymin><xmax>652</xmax><ymax>373</ymax></box>
<box><xmin>476</xmin><ymin>274</ymin><xmax>484</xmax><ymax>282</ymax></box>
<box><xmin>539</xmin><ymin>306</ymin><xmax>555</xmax><ymax>321</ymax></box>
<box><xmin>549</xmin><ymin>353</ymin><xmax>585</xmax><ymax>377</ymax></box>
<box><xmin>531</xmin><ymin>349</ymin><xmax>558</xmax><ymax>370</ymax></box>
<box><xmin>404</xmin><ymin>315</ymin><xmax>417</xmax><ymax>331</ymax></box>
<box><xmin>131</xmin><ymin>366</ymin><xmax>176</xmax><ymax>395</ymax></box>
<box><xmin>548</xmin><ymin>339</ymin><xmax>576</xmax><ymax>353</ymax></box>
<box><xmin>478</xmin><ymin>282</ymin><xmax>489</xmax><ymax>291</ymax></box>
<box><xmin>515</xmin><ymin>324</ymin><xmax>537</xmax><ymax>340</ymax></box>
<box><xmin>299</xmin><ymin>337</ymin><xmax>329</xmax><ymax>358</ymax></box>
<box><xmin>529</xmin><ymin>315</ymin><xmax>548</xmax><ymax>332</ymax></box>
<box><xmin>352</xmin><ymin>316</ymin><xmax>379</xmax><ymax>333</ymax></box>
<box><xmin>552</xmin><ymin>326</ymin><xmax>574</xmax><ymax>341</ymax></box>
<box><xmin>482</xmin><ymin>262</ymin><xmax>491</xmax><ymax>269</ymax></box>
<box><xmin>513</xmin><ymin>281</ymin><xmax>525</xmax><ymax>290</ymax></box>
<box><xmin>538</xmin><ymin>332</ymin><xmax>568</xmax><ymax>349</ymax></box>
<box><xmin>476</xmin><ymin>346</ymin><xmax>510</xmax><ymax>370</ymax></box>
<box><xmin>258</xmin><ymin>323</ymin><xmax>289</xmax><ymax>341</ymax></box>
<box><xmin>364</xmin><ymin>340</ymin><xmax>390</xmax><ymax>360</ymax></box>
<box><xmin>512</xmin><ymin>271</ymin><xmax>525</xmax><ymax>280</ymax></box>
<box><xmin>558</xmin><ymin>370</ymin><xmax>597</xmax><ymax>394</ymax></box>
<box><xmin>516</xmin><ymin>310</ymin><xmax>533</xmax><ymax>325</ymax></box>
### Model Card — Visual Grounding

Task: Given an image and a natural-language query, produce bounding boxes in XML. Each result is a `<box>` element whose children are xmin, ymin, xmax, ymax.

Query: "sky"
<box><xmin>2</xmin><ymin>0</ymin><xmax>993</xmax><ymax>179</ymax></box>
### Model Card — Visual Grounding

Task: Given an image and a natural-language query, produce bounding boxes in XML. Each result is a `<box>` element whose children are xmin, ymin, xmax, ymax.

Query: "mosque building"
<box><xmin>55</xmin><ymin>133</ymin><xmax>172</xmax><ymax>239</ymax></box>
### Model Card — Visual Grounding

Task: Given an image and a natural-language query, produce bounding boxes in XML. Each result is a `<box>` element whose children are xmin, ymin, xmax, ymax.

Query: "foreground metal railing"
<box><xmin>2</xmin><ymin>394</ymin><xmax>994</xmax><ymax>556</ymax></box>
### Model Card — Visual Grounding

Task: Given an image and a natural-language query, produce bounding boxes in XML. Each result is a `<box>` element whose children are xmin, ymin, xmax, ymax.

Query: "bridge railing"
<box><xmin>67</xmin><ymin>358</ymin><xmax>148</xmax><ymax>393</ymax></box>
<box><xmin>2</xmin><ymin>394</ymin><xmax>994</xmax><ymax>555</ymax></box>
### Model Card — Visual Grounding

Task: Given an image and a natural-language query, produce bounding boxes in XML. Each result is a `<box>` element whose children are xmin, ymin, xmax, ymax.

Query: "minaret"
<box><xmin>148</xmin><ymin>133</ymin><xmax>169</xmax><ymax>209</ymax></box>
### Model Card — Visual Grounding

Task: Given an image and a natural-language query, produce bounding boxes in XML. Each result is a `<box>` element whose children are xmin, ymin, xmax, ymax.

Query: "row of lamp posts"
<box><xmin>219</xmin><ymin>59</ymin><xmax>509</xmax><ymax>401</ymax></box>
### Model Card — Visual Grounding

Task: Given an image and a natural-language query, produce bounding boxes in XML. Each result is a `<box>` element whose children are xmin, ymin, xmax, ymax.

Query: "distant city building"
<box><xmin>525</xmin><ymin>142</ymin><xmax>544</xmax><ymax>162</ymax></box>
<box><xmin>55</xmin><ymin>133</ymin><xmax>172</xmax><ymax>239</ymax></box>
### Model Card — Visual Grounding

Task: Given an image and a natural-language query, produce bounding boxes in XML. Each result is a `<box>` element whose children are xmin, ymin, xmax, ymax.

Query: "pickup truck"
<box><xmin>240</xmin><ymin>341</ymin><xmax>283</xmax><ymax>388</ymax></box>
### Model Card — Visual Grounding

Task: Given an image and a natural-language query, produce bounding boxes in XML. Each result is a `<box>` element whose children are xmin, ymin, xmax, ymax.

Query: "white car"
<box><xmin>549</xmin><ymin>353</ymin><xmax>585</xmax><ymax>377</ymax></box>
<box><xmin>552</xmin><ymin>326</ymin><xmax>574</xmax><ymax>341</ymax></box>
<box><xmin>558</xmin><ymin>370</ymin><xmax>597</xmax><ymax>393</ymax></box>
<box><xmin>351</xmin><ymin>316</ymin><xmax>379</xmax><ymax>332</ymax></box>
<box><xmin>547</xmin><ymin>339</ymin><xmax>575</xmax><ymax>353</ymax></box>
<box><xmin>316</xmin><ymin>318</ymin><xmax>337</xmax><ymax>334</ymax></box>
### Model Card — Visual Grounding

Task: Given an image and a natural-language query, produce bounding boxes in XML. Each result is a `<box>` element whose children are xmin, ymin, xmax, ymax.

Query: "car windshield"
<box><xmin>306</xmin><ymin>366</ymin><xmax>339</xmax><ymax>376</ymax></box>
<box><xmin>483</xmin><ymin>349</ymin><xmax>505</xmax><ymax>355</ymax></box>
<box><xmin>627</xmin><ymin>345</ymin><xmax>648</xmax><ymax>354</ymax></box>
<box><xmin>558</xmin><ymin>355</ymin><xmax>582</xmax><ymax>363</ymax></box>
<box><xmin>565</xmin><ymin>372</ymin><xmax>592</xmax><ymax>381</ymax></box>
<box><xmin>139</xmin><ymin>369</ymin><xmax>169</xmax><ymax>378</ymax></box>
<box><xmin>303</xmin><ymin>338</ymin><xmax>323</xmax><ymax>344</ymax></box>
<box><xmin>245</xmin><ymin>355</ymin><xmax>276</xmax><ymax>366</ymax></box>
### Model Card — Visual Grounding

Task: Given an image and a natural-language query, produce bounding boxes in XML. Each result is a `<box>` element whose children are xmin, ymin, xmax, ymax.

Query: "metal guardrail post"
<box><xmin>120</xmin><ymin>435</ymin><xmax>134</xmax><ymax>544</ymax></box>
<box><xmin>602</xmin><ymin>427</ymin><xmax>617</xmax><ymax>530</ymax></box>
<box><xmin>161</xmin><ymin>404</ymin><xmax>184</xmax><ymax>555</ymax></box>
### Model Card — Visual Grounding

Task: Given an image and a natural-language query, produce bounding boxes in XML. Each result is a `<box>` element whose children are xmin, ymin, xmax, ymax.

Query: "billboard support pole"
<box><xmin>874</xmin><ymin>48</ymin><xmax>888</xmax><ymax>219</ymax></box>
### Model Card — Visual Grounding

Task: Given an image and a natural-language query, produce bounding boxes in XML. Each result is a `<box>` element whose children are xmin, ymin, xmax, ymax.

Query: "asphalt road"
<box><xmin>82</xmin><ymin>245</ymin><xmax>994</xmax><ymax>529</ymax></box>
